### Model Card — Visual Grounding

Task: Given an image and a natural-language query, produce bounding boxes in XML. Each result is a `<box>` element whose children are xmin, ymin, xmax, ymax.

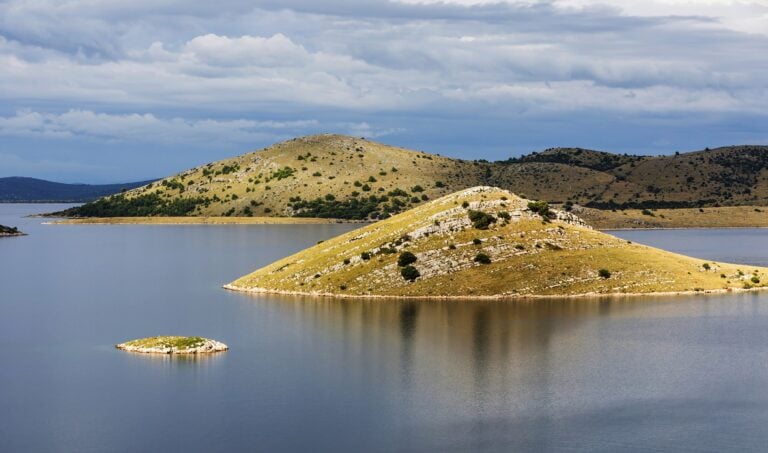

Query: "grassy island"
<box><xmin>115</xmin><ymin>336</ymin><xmax>228</xmax><ymax>354</ymax></box>
<box><xmin>226</xmin><ymin>186</ymin><xmax>768</xmax><ymax>299</ymax></box>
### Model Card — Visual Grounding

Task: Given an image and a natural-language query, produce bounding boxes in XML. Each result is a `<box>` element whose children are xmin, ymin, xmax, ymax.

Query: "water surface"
<box><xmin>3</xmin><ymin>205</ymin><xmax>768</xmax><ymax>452</ymax></box>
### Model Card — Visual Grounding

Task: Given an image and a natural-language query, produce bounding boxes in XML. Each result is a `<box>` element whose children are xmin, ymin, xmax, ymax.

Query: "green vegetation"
<box><xmin>400</xmin><ymin>265</ymin><xmax>420</xmax><ymax>281</ymax></box>
<box><xmin>58</xmin><ymin>193</ymin><xmax>205</xmax><ymax>217</ymax></box>
<box><xmin>598</xmin><ymin>269</ymin><xmax>612</xmax><ymax>279</ymax></box>
<box><xmin>468</xmin><ymin>210</ymin><xmax>497</xmax><ymax>229</ymax></box>
<box><xmin>474</xmin><ymin>252</ymin><xmax>491</xmax><ymax>264</ymax></box>
<box><xmin>397</xmin><ymin>251</ymin><xmax>418</xmax><ymax>267</ymax></box>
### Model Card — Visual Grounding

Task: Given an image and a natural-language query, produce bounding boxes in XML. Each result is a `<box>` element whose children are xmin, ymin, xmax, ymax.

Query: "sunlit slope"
<box><xmin>226</xmin><ymin>187</ymin><xmax>768</xmax><ymax>298</ymax></box>
<box><xmin>61</xmin><ymin>134</ymin><xmax>484</xmax><ymax>219</ymax></box>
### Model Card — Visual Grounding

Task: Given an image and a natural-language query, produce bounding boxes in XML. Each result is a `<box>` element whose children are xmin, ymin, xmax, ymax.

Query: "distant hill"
<box><xmin>0</xmin><ymin>177</ymin><xmax>155</xmax><ymax>202</ymax></box>
<box><xmin>56</xmin><ymin>135</ymin><xmax>768</xmax><ymax>219</ymax></box>
<box><xmin>225</xmin><ymin>186</ymin><xmax>767</xmax><ymax>298</ymax></box>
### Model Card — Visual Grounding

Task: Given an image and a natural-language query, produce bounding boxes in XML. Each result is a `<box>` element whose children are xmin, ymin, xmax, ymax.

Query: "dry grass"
<box><xmin>227</xmin><ymin>186</ymin><xmax>768</xmax><ymax>299</ymax></box>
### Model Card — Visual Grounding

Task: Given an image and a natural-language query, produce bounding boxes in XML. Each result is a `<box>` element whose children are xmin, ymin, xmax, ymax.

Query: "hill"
<box><xmin>0</xmin><ymin>177</ymin><xmax>155</xmax><ymax>202</ymax></box>
<box><xmin>225</xmin><ymin>187</ymin><xmax>768</xmax><ymax>298</ymax></box>
<box><xmin>0</xmin><ymin>224</ymin><xmax>24</xmax><ymax>236</ymax></box>
<box><xmin>56</xmin><ymin>135</ymin><xmax>768</xmax><ymax>220</ymax></box>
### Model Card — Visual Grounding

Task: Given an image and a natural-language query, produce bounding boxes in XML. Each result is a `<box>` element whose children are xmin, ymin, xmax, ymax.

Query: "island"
<box><xmin>0</xmin><ymin>224</ymin><xmax>25</xmax><ymax>237</ymax></box>
<box><xmin>51</xmin><ymin>135</ymin><xmax>768</xmax><ymax>229</ymax></box>
<box><xmin>226</xmin><ymin>186</ymin><xmax>768</xmax><ymax>299</ymax></box>
<box><xmin>115</xmin><ymin>336</ymin><xmax>228</xmax><ymax>354</ymax></box>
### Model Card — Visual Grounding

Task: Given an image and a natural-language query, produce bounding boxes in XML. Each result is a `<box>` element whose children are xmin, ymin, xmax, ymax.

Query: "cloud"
<box><xmin>0</xmin><ymin>0</ymin><xmax>766</xmax><ymax>181</ymax></box>
<box><xmin>0</xmin><ymin>109</ymin><xmax>401</xmax><ymax>145</ymax></box>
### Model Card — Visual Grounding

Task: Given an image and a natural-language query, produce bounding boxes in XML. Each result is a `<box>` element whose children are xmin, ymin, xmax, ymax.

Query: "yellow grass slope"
<box><xmin>118</xmin><ymin>134</ymin><xmax>483</xmax><ymax>217</ymax></box>
<box><xmin>226</xmin><ymin>187</ymin><xmax>768</xmax><ymax>299</ymax></box>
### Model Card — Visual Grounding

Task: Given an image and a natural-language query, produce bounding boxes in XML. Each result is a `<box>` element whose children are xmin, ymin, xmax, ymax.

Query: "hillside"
<box><xmin>0</xmin><ymin>177</ymin><xmax>155</xmax><ymax>202</ymax></box>
<box><xmin>56</xmin><ymin>135</ymin><xmax>768</xmax><ymax>220</ymax></box>
<box><xmin>0</xmin><ymin>224</ymin><xmax>24</xmax><ymax>236</ymax></box>
<box><xmin>225</xmin><ymin>187</ymin><xmax>768</xmax><ymax>298</ymax></box>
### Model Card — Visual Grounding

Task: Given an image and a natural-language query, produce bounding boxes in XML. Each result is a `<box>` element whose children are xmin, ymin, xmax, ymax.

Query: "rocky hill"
<box><xmin>56</xmin><ymin>135</ymin><xmax>768</xmax><ymax>219</ymax></box>
<box><xmin>225</xmin><ymin>187</ymin><xmax>767</xmax><ymax>298</ymax></box>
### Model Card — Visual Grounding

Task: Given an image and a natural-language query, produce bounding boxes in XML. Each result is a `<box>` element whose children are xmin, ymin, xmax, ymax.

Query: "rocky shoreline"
<box><xmin>116</xmin><ymin>336</ymin><xmax>228</xmax><ymax>354</ymax></box>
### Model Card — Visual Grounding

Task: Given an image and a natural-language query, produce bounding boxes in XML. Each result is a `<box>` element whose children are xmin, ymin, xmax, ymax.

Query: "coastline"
<box><xmin>48</xmin><ymin>216</ymin><xmax>367</xmax><ymax>225</ymax></box>
<box><xmin>223</xmin><ymin>283</ymin><xmax>768</xmax><ymax>301</ymax></box>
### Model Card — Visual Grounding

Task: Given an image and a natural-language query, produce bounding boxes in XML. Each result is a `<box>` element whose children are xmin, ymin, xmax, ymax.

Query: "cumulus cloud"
<box><xmin>0</xmin><ymin>0</ymin><xmax>766</xmax><ymax>181</ymax></box>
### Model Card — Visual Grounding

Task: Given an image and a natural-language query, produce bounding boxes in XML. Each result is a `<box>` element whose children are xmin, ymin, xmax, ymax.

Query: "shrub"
<box><xmin>702</xmin><ymin>263</ymin><xmax>711</xmax><ymax>270</ymax></box>
<box><xmin>462</xmin><ymin>201</ymin><xmax>470</xmax><ymax>208</ymax></box>
<box><xmin>400</xmin><ymin>265</ymin><xmax>420</xmax><ymax>281</ymax></box>
<box><xmin>435</xmin><ymin>181</ymin><xmax>445</xmax><ymax>188</ymax></box>
<box><xmin>514</xmin><ymin>244</ymin><xmax>525</xmax><ymax>250</ymax></box>
<box><xmin>448</xmin><ymin>244</ymin><xmax>457</xmax><ymax>250</ymax></box>
<box><xmin>474</xmin><ymin>253</ymin><xmax>491</xmax><ymax>264</ymax></box>
<box><xmin>412</xmin><ymin>185</ymin><xmax>424</xmax><ymax>193</ymax></box>
<box><xmin>598</xmin><ymin>269</ymin><xmax>611</xmax><ymax>279</ymax></box>
<box><xmin>361</xmin><ymin>252</ymin><xmax>371</xmax><ymax>261</ymax></box>
<box><xmin>468</xmin><ymin>210</ymin><xmax>497</xmax><ymax>230</ymax></box>
<box><xmin>641</xmin><ymin>209</ymin><xmax>654</xmax><ymax>216</ymax></box>
<box><xmin>751</xmin><ymin>276</ymin><xmax>761</xmax><ymax>284</ymax></box>
<box><xmin>343</xmin><ymin>258</ymin><xmax>351</xmax><ymax>265</ymax></box>
<box><xmin>472</xmin><ymin>238</ymin><xmax>482</xmax><ymax>245</ymax></box>
<box><xmin>527</xmin><ymin>201</ymin><xmax>552</xmax><ymax>218</ymax></box>
<box><xmin>397</xmin><ymin>251</ymin><xmax>417</xmax><ymax>267</ymax></box>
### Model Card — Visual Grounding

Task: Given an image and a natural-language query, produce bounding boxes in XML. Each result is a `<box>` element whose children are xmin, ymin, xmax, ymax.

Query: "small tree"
<box><xmin>401</xmin><ymin>265</ymin><xmax>420</xmax><ymax>281</ymax></box>
<box><xmin>397</xmin><ymin>251</ymin><xmax>417</xmax><ymax>267</ymax></box>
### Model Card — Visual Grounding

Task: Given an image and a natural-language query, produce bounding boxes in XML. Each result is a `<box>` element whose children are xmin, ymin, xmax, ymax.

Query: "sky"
<box><xmin>1</xmin><ymin>0</ymin><xmax>767</xmax><ymax>183</ymax></box>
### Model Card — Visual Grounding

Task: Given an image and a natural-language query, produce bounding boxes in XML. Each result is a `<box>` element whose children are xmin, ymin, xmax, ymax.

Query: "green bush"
<box><xmin>361</xmin><ymin>252</ymin><xmax>371</xmax><ymax>261</ymax></box>
<box><xmin>598</xmin><ymin>269</ymin><xmax>611</xmax><ymax>279</ymax></box>
<box><xmin>472</xmin><ymin>238</ymin><xmax>482</xmax><ymax>245</ymax></box>
<box><xmin>751</xmin><ymin>276</ymin><xmax>761</xmax><ymax>284</ymax></box>
<box><xmin>467</xmin><ymin>210</ymin><xmax>497</xmax><ymax>229</ymax></box>
<box><xmin>474</xmin><ymin>253</ymin><xmax>491</xmax><ymax>264</ymax></box>
<box><xmin>527</xmin><ymin>201</ymin><xmax>552</xmax><ymax>218</ymax></box>
<box><xmin>397</xmin><ymin>251</ymin><xmax>417</xmax><ymax>267</ymax></box>
<box><xmin>400</xmin><ymin>265</ymin><xmax>420</xmax><ymax>281</ymax></box>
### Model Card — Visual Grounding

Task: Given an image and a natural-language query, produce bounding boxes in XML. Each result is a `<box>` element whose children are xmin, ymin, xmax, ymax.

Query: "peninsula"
<box><xmin>226</xmin><ymin>187</ymin><xmax>768</xmax><ymax>299</ymax></box>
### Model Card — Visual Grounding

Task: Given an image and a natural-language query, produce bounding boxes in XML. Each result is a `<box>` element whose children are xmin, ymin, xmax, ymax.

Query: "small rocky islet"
<box><xmin>115</xmin><ymin>336</ymin><xmax>228</xmax><ymax>354</ymax></box>
<box><xmin>0</xmin><ymin>224</ymin><xmax>24</xmax><ymax>237</ymax></box>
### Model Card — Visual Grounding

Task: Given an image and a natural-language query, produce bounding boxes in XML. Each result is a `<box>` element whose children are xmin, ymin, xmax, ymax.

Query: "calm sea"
<box><xmin>3</xmin><ymin>204</ymin><xmax>768</xmax><ymax>452</ymax></box>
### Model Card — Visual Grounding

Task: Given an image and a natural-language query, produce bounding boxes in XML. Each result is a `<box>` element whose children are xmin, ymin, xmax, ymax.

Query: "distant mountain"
<box><xmin>0</xmin><ymin>177</ymin><xmax>155</xmax><ymax>202</ymax></box>
<box><xmin>56</xmin><ymin>135</ymin><xmax>768</xmax><ymax>219</ymax></box>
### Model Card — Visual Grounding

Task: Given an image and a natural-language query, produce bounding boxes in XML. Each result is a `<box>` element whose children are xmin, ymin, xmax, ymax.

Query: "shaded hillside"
<box><xmin>226</xmin><ymin>187</ymin><xmax>767</xmax><ymax>298</ymax></box>
<box><xmin>57</xmin><ymin>135</ymin><xmax>768</xmax><ymax>219</ymax></box>
<box><xmin>0</xmin><ymin>177</ymin><xmax>155</xmax><ymax>202</ymax></box>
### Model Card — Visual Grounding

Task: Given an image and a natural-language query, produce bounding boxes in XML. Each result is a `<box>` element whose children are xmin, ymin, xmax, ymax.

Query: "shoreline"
<box><xmin>222</xmin><ymin>283</ymin><xmax>768</xmax><ymax>301</ymax></box>
<box><xmin>47</xmin><ymin>216</ymin><xmax>368</xmax><ymax>225</ymax></box>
